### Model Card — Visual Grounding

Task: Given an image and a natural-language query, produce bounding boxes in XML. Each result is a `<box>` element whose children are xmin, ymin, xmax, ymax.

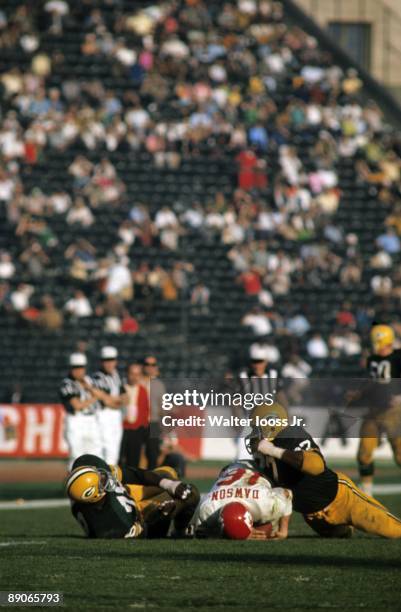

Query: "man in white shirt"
<box><xmin>64</xmin><ymin>290</ymin><xmax>92</xmax><ymax>318</ymax></box>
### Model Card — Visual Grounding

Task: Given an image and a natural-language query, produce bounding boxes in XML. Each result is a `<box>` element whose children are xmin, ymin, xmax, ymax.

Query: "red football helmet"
<box><xmin>220</xmin><ymin>502</ymin><xmax>253</xmax><ymax>540</ymax></box>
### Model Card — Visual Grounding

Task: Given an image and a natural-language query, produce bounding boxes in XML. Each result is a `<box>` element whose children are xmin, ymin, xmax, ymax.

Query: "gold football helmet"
<box><xmin>370</xmin><ymin>325</ymin><xmax>394</xmax><ymax>354</ymax></box>
<box><xmin>245</xmin><ymin>402</ymin><xmax>288</xmax><ymax>454</ymax></box>
<box><xmin>66</xmin><ymin>466</ymin><xmax>112</xmax><ymax>503</ymax></box>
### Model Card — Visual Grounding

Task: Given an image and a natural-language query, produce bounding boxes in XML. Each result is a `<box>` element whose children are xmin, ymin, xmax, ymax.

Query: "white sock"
<box><xmin>360</xmin><ymin>481</ymin><xmax>373</xmax><ymax>497</ymax></box>
<box><xmin>159</xmin><ymin>478</ymin><xmax>179</xmax><ymax>495</ymax></box>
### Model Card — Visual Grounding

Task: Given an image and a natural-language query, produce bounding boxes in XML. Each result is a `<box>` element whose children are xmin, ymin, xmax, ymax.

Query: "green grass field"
<box><xmin>1</xmin><ymin>463</ymin><xmax>401</xmax><ymax>611</ymax></box>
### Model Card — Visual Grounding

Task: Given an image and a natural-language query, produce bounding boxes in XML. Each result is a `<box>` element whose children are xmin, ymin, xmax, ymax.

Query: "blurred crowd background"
<box><xmin>0</xmin><ymin>0</ymin><xmax>401</xmax><ymax>402</ymax></box>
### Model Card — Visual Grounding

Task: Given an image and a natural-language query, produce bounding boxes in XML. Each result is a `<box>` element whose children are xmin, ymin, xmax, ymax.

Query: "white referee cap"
<box><xmin>69</xmin><ymin>353</ymin><xmax>87</xmax><ymax>367</ymax></box>
<box><xmin>101</xmin><ymin>346</ymin><xmax>118</xmax><ymax>360</ymax></box>
<box><xmin>249</xmin><ymin>346</ymin><xmax>268</xmax><ymax>361</ymax></box>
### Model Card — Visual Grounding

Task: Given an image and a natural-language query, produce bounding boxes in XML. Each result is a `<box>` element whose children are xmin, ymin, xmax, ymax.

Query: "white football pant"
<box><xmin>97</xmin><ymin>408</ymin><xmax>123</xmax><ymax>465</ymax></box>
<box><xmin>64</xmin><ymin>413</ymin><xmax>103</xmax><ymax>469</ymax></box>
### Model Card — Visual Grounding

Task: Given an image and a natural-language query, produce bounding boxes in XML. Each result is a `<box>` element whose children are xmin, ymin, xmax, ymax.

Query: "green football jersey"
<box><xmin>71</xmin><ymin>483</ymin><xmax>140</xmax><ymax>539</ymax></box>
<box><xmin>70</xmin><ymin>454</ymin><xmax>141</xmax><ymax>539</ymax></box>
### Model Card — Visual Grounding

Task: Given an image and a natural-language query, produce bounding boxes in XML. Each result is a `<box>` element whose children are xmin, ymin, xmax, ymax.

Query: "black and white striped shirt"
<box><xmin>91</xmin><ymin>369</ymin><xmax>123</xmax><ymax>409</ymax></box>
<box><xmin>59</xmin><ymin>375</ymin><xmax>99</xmax><ymax>416</ymax></box>
<box><xmin>238</xmin><ymin>367</ymin><xmax>281</xmax><ymax>411</ymax></box>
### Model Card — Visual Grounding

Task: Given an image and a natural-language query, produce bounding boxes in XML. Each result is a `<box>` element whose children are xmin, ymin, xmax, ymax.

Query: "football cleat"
<box><xmin>66</xmin><ymin>466</ymin><xmax>109</xmax><ymax>503</ymax></box>
<box><xmin>220</xmin><ymin>502</ymin><xmax>253</xmax><ymax>540</ymax></box>
<box><xmin>370</xmin><ymin>324</ymin><xmax>394</xmax><ymax>354</ymax></box>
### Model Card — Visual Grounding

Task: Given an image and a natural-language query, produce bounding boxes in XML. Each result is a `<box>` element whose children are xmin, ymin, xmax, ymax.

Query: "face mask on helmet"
<box><xmin>98</xmin><ymin>468</ymin><xmax>118</xmax><ymax>493</ymax></box>
<box><xmin>244</xmin><ymin>425</ymin><xmax>262</xmax><ymax>456</ymax></box>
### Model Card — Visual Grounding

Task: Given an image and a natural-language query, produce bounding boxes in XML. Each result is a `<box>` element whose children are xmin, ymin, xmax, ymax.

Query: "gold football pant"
<box><xmin>358</xmin><ymin>407</ymin><xmax>401</xmax><ymax>476</ymax></box>
<box><xmin>305</xmin><ymin>472</ymin><xmax>401</xmax><ymax>539</ymax></box>
<box><xmin>126</xmin><ymin>466</ymin><xmax>178</xmax><ymax>507</ymax></box>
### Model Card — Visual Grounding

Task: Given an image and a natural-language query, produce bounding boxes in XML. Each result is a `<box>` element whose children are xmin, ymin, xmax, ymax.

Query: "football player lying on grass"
<box><xmin>193</xmin><ymin>462</ymin><xmax>292</xmax><ymax>540</ymax></box>
<box><xmin>65</xmin><ymin>454</ymin><xmax>199</xmax><ymax>539</ymax></box>
<box><xmin>246</xmin><ymin>403</ymin><xmax>401</xmax><ymax>539</ymax></box>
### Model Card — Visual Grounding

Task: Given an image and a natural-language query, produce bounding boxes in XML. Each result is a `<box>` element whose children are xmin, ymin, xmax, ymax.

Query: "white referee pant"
<box><xmin>64</xmin><ymin>413</ymin><xmax>103</xmax><ymax>469</ymax></box>
<box><xmin>97</xmin><ymin>407</ymin><xmax>123</xmax><ymax>465</ymax></box>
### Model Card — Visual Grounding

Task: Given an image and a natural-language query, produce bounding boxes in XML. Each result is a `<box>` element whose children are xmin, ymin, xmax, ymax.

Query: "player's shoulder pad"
<box><xmin>275</xmin><ymin>425</ymin><xmax>317</xmax><ymax>449</ymax></box>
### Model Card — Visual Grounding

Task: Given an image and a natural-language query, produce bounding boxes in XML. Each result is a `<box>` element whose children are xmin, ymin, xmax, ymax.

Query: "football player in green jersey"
<box><xmin>66</xmin><ymin>454</ymin><xmax>199</xmax><ymax>539</ymax></box>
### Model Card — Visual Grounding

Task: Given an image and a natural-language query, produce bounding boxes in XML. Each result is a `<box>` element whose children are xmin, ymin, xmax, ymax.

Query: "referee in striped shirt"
<box><xmin>92</xmin><ymin>346</ymin><xmax>125</xmax><ymax>465</ymax></box>
<box><xmin>238</xmin><ymin>350</ymin><xmax>281</xmax><ymax>398</ymax></box>
<box><xmin>236</xmin><ymin>347</ymin><xmax>286</xmax><ymax>459</ymax></box>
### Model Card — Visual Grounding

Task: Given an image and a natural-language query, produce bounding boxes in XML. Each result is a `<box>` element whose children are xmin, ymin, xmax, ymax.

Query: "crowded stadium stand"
<box><xmin>0</xmin><ymin>0</ymin><xmax>401</xmax><ymax>401</ymax></box>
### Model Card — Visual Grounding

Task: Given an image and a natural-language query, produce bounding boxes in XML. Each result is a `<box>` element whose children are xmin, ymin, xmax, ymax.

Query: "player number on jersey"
<box><xmin>370</xmin><ymin>360</ymin><xmax>391</xmax><ymax>381</ymax></box>
<box><xmin>115</xmin><ymin>485</ymin><xmax>137</xmax><ymax>513</ymax></box>
<box><xmin>295</xmin><ymin>439</ymin><xmax>312</xmax><ymax>451</ymax></box>
<box><xmin>216</xmin><ymin>467</ymin><xmax>261</xmax><ymax>487</ymax></box>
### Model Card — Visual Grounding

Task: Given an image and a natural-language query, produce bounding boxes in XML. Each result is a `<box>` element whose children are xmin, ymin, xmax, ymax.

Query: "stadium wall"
<box><xmin>294</xmin><ymin>0</ymin><xmax>401</xmax><ymax>95</ymax></box>
<box><xmin>0</xmin><ymin>405</ymin><xmax>394</xmax><ymax>461</ymax></box>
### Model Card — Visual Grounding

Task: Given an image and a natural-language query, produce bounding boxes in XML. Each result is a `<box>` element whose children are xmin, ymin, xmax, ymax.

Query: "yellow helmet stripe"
<box><xmin>66</xmin><ymin>467</ymin><xmax>96</xmax><ymax>492</ymax></box>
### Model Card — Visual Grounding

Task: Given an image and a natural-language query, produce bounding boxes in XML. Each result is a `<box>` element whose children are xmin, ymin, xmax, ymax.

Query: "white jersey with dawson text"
<box><xmin>193</xmin><ymin>462</ymin><xmax>292</xmax><ymax>536</ymax></box>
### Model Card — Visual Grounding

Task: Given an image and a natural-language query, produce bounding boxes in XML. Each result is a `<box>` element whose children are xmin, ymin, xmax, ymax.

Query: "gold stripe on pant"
<box><xmin>307</xmin><ymin>471</ymin><xmax>401</xmax><ymax>539</ymax></box>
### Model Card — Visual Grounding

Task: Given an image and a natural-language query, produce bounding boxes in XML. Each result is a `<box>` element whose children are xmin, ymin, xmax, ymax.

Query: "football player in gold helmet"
<box><xmin>66</xmin><ymin>454</ymin><xmax>199</xmax><ymax>539</ymax></box>
<box><xmin>246</xmin><ymin>402</ymin><xmax>401</xmax><ymax>539</ymax></box>
<box><xmin>350</xmin><ymin>324</ymin><xmax>401</xmax><ymax>496</ymax></box>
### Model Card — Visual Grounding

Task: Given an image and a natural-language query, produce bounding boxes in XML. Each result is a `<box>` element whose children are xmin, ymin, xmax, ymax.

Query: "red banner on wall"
<box><xmin>0</xmin><ymin>404</ymin><xmax>203</xmax><ymax>459</ymax></box>
<box><xmin>0</xmin><ymin>404</ymin><xmax>69</xmax><ymax>458</ymax></box>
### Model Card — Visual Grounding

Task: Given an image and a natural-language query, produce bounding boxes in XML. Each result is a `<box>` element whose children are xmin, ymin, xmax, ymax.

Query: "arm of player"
<box><xmin>257</xmin><ymin>439</ymin><xmax>325</xmax><ymax>475</ymax></box>
<box><xmin>120</xmin><ymin>465</ymin><xmax>193</xmax><ymax>500</ymax></box>
<box><xmin>272</xmin><ymin>514</ymin><xmax>291</xmax><ymax>540</ymax></box>
<box><xmin>69</xmin><ymin>395</ymin><xmax>97</xmax><ymax>413</ymax></box>
<box><xmin>94</xmin><ymin>390</ymin><xmax>124</xmax><ymax>408</ymax></box>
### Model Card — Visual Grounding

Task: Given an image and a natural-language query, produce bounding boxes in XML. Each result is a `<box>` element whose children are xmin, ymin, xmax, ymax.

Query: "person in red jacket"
<box><xmin>119</xmin><ymin>362</ymin><xmax>150</xmax><ymax>468</ymax></box>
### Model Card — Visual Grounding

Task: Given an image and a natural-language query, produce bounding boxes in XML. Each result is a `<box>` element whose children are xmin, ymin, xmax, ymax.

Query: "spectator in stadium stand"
<box><xmin>242</xmin><ymin>306</ymin><xmax>273</xmax><ymax>336</ymax></box>
<box><xmin>376</xmin><ymin>228</ymin><xmax>401</xmax><ymax>254</ymax></box>
<box><xmin>190</xmin><ymin>282</ymin><xmax>210</xmax><ymax>315</ymax></box>
<box><xmin>119</xmin><ymin>362</ymin><xmax>149</xmax><ymax>469</ymax></box>
<box><xmin>239</xmin><ymin>269</ymin><xmax>262</xmax><ymax>295</ymax></box>
<box><xmin>66</xmin><ymin>197</ymin><xmax>94</xmax><ymax>228</ymax></box>
<box><xmin>64</xmin><ymin>289</ymin><xmax>93</xmax><ymax>319</ymax></box>
<box><xmin>236</xmin><ymin>148</ymin><xmax>266</xmax><ymax>191</ymax></box>
<box><xmin>142</xmin><ymin>355</ymin><xmax>166</xmax><ymax>470</ymax></box>
<box><xmin>306</xmin><ymin>333</ymin><xmax>329</xmax><ymax>359</ymax></box>
<box><xmin>2</xmin><ymin>0</ymin><xmax>401</xmax><ymax>394</ymax></box>
<box><xmin>19</xmin><ymin>240</ymin><xmax>51</xmax><ymax>279</ymax></box>
<box><xmin>120</xmin><ymin>310</ymin><xmax>140</xmax><ymax>334</ymax></box>
<box><xmin>0</xmin><ymin>282</ymin><xmax>11</xmax><ymax>315</ymax></box>
<box><xmin>329</xmin><ymin>329</ymin><xmax>362</xmax><ymax>358</ymax></box>
<box><xmin>282</xmin><ymin>353</ymin><xmax>311</xmax><ymax>404</ymax></box>
<box><xmin>285</xmin><ymin>312</ymin><xmax>311</xmax><ymax>337</ymax></box>
<box><xmin>335</xmin><ymin>302</ymin><xmax>356</xmax><ymax>328</ymax></box>
<box><xmin>282</xmin><ymin>354</ymin><xmax>312</xmax><ymax>379</ymax></box>
<box><xmin>36</xmin><ymin>295</ymin><xmax>64</xmax><ymax>331</ymax></box>
<box><xmin>0</xmin><ymin>251</ymin><xmax>15</xmax><ymax>280</ymax></box>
